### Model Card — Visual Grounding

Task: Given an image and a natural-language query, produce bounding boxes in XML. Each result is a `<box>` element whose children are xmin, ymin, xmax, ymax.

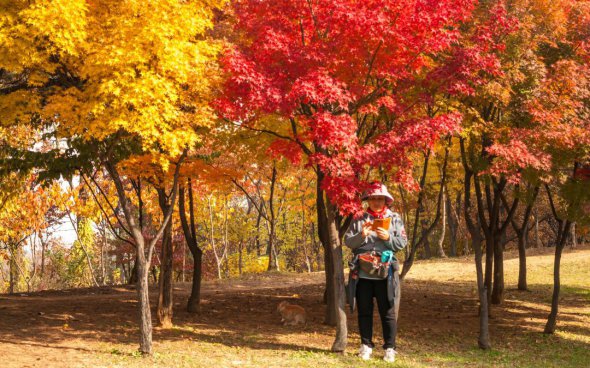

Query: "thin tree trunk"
<box><xmin>421</xmin><ymin>220</ymin><xmax>432</xmax><ymax>259</ymax></box>
<box><xmin>534</xmin><ymin>209</ymin><xmax>540</xmax><ymax>248</ymax></box>
<box><xmin>571</xmin><ymin>223</ymin><xmax>577</xmax><ymax>249</ymax></box>
<box><xmin>437</xmin><ymin>186</ymin><xmax>447</xmax><ymax>258</ymax></box>
<box><xmin>40</xmin><ymin>233</ymin><xmax>47</xmax><ymax>278</ymax></box>
<box><xmin>267</xmin><ymin>165</ymin><xmax>279</xmax><ymax>271</ymax></box>
<box><xmin>544</xmin><ymin>219</ymin><xmax>571</xmax><ymax>333</ymax></box>
<box><xmin>544</xmin><ymin>184</ymin><xmax>573</xmax><ymax>334</ymax></box>
<box><xmin>461</xmin><ymin>139</ymin><xmax>491</xmax><ymax>349</ymax></box>
<box><xmin>401</xmin><ymin>144</ymin><xmax>449</xmax><ymax>279</ymax></box>
<box><xmin>9</xmin><ymin>244</ymin><xmax>16</xmax><ymax>294</ymax></box>
<box><xmin>447</xmin><ymin>192</ymin><xmax>459</xmax><ymax>257</ymax></box>
<box><xmin>407</xmin><ymin>150</ymin><xmax>431</xmax><ymax>263</ymax></box>
<box><xmin>316</xmin><ymin>171</ymin><xmax>330</xmax><ymax>304</ymax></box>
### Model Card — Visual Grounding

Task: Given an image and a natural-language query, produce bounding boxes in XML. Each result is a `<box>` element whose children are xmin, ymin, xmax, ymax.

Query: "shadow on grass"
<box><xmin>0</xmin><ymin>275</ymin><xmax>588</xmax><ymax>365</ymax></box>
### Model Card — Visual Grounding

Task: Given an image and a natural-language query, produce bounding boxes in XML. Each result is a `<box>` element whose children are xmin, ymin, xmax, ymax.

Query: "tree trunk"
<box><xmin>401</xmin><ymin>145</ymin><xmax>449</xmax><ymax>278</ymax></box>
<box><xmin>491</xmin><ymin>237</ymin><xmax>504</xmax><ymax>304</ymax></box>
<box><xmin>571</xmin><ymin>223</ymin><xmax>576</xmax><ymax>249</ymax></box>
<box><xmin>136</xmin><ymin>243</ymin><xmax>153</xmax><ymax>355</ymax></box>
<box><xmin>105</xmin><ymin>153</ymin><xmax>184</xmax><ymax>355</ymax></box>
<box><xmin>316</xmin><ymin>175</ymin><xmax>334</xmax><ymax>319</ymax></box>
<box><xmin>9</xmin><ymin>244</ymin><xmax>16</xmax><ymax>294</ymax></box>
<box><xmin>326</xmin><ymin>200</ymin><xmax>347</xmax><ymax>353</ymax></box>
<box><xmin>40</xmin><ymin>233</ymin><xmax>47</xmax><ymax>278</ymax></box>
<box><xmin>543</xmin><ymin>183</ymin><xmax>573</xmax><ymax>334</ymax></box>
<box><xmin>264</xmin><ymin>164</ymin><xmax>279</xmax><ymax>271</ymax></box>
<box><xmin>421</xmin><ymin>220</ymin><xmax>432</xmax><ymax>259</ymax></box>
<box><xmin>179</xmin><ymin>182</ymin><xmax>204</xmax><ymax>313</ymax></box>
<box><xmin>461</xmin><ymin>138</ymin><xmax>491</xmax><ymax>349</ymax></box>
<box><xmin>534</xmin><ymin>210</ymin><xmax>540</xmax><ymax>248</ymax></box>
<box><xmin>129</xmin><ymin>258</ymin><xmax>139</xmax><ymax>285</ymax></box>
<box><xmin>156</xmin><ymin>225</ymin><xmax>174</xmax><ymax>328</ymax></box>
<box><xmin>437</xmin><ymin>186</ymin><xmax>447</xmax><ymax>258</ymax></box>
<box><xmin>238</xmin><ymin>240</ymin><xmax>244</xmax><ymax>276</ymax></box>
<box><xmin>484</xmin><ymin>239</ymin><xmax>494</xmax><ymax>306</ymax></box>
<box><xmin>157</xmin><ymin>189</ymin><xmax>174</xmax><ymax>329</ymax></box>
<box><xmin>473</xmin><ymin>234</ymin><xmax>491</xmax><ymax>349</ymax></box>
<box><xmin>447</xmin><ymin>192</ymin><xmax>458</xmax><ymax>257</ymax></box>
<box><xmin>517</xmin><ymin>234</ymin><xmax>528</xmax><ymax>291</ymax></box>
<box><xmin>187</xmin><ymin>249</ymin><xmax>203</xmax><ymax>313</ymax></box>
<box><xmin>544</xmin><ymin>220</ymin><xmax>572</xmax><ymax>334</ymax></box>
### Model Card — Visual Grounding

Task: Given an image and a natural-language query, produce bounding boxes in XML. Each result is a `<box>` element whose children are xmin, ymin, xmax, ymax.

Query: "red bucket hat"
<box><xmin>361</xmin><ymin>182</ymin><xmax>394</xmax><ymax>205</ymax></box>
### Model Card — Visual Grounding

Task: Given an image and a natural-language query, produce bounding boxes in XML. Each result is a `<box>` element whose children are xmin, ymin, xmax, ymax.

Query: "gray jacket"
<box><xmin>344</xmin><ymin>209</ymin><xmax>407</xmax><ymax>279</ymax></box>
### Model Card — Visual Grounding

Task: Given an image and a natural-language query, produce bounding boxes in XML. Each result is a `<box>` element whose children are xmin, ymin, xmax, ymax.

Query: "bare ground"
<box><xmin>0</xmin><ymin>245</ymin><xmax>588</xmax><ymax>367</ymax></box>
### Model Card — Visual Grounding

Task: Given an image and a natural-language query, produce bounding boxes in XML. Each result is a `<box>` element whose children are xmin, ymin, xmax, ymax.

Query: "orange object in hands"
<box><xmin>371</xmin><ymin>217</ymin><xmax>391</xmax><ymax>231</ymax></box>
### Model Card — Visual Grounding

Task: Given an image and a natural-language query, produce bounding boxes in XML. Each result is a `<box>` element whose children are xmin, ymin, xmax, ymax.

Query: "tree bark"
<box><xmin>447</xmin><ymin>191</ymin><xmax>460</xmax><ymax>257</ymax></box>
<box><xmin>461</xmin><ymin>139</ymin><xmax>491</xmax><ymax>349</ymax></box>
<box><xmin>437</xmin><ymin>186</ymin><xmax>447</xmax><ymax>258</ymax></box>
<box><xmin>505</xmin><ymin>186</ymin><xmax>539</xmax><ymax>291</ymax></box>
<box><xmin>544</xmin><ymin>184</ymin><xmax>573</xmax><ymax>334</ymax></box>
<box><xmin>187</xmin><ymin>249</ymin><xmax>203</xmax><ymax>313</ymax></box>
<box><xmin>326</xmin><ymin>200</ymin><xmax>347</xmax><ymax>353</ymax></box>
<box><xmin>421</xmin><ymin>220</ymin><xmax>432</xmax><ymax>259</ymax></box>
<box><xmin>156</xmin><ymin>188</ymin><xmax>174</xmax><ymax>328</ymax></box>
<box><xmin>491</xmin><ymin>236</ymin><xmax>504</xmax><ymax>305</ymax></box>
<box><xmin>105</xmin><ymin>151</ymin><xmax>184</xmax><ymax>355</ymax></box>
<box><xmin>266</xmin><ymin>164</ymin><xmax>279</xmax><ymax>271</ymax></box>
<box><xmin>179</xmin><ymin>182</ymin><xmax>203</xmax><ymax>313</ymax></box>
<box><xmin>9</xmin><ymin>243</ymin><xmax>16</xmax><ymax>294</ymax></box>
<box><xmin>544</xmin><ymin>219</ymin><xmax>571</xmax><ymax>333</ymax></box>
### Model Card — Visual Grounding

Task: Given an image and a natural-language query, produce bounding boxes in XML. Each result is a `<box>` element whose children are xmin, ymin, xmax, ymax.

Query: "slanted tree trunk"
<box><xmin>544</xmin><ymin>184</ymin><xmax>573</xmax><ymax>334</ymax></box>
<box><xmin>105</xmin><ymin>152</ymin><xmax>184</xmax><ymax>355</ymax></box>
<box><xmin>401</xmin><ymin>143</ymin><xmax>449</xmax><ymax>279</ymax></box>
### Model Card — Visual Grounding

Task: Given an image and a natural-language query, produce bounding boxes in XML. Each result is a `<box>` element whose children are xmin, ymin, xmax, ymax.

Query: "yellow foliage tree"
<box><xmin>1</xmin><ymin>0</ymin><xmax>225</xmax><ymax>355</ymax></box>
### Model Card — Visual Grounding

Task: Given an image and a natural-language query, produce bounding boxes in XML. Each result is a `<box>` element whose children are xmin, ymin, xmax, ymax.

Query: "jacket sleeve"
<box><xmin>343</xmin><ymin>217</ymin><xmax>366</xmax><ymax>250</ymax></box>
<box><xmin>388</xmin><ymin>215</ymin><xmax>408</xmax><ymax>252</ymax></box>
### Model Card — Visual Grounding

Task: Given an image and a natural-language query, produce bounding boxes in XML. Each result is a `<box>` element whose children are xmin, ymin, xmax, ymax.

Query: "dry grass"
<box><xmin>0</xmin><ymin>245</ymin><xmax>588</xmax><ymax>367</ymax></box>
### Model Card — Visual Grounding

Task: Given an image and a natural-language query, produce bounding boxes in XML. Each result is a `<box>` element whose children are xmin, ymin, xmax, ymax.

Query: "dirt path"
<box><xmin>1</xmin><ymin>246</ymin><xmax>588</xmax><ymax>367</ymax></box>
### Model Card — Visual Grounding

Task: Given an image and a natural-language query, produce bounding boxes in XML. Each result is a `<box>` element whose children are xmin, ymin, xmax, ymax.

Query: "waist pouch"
<box><xmin>358</xmin><ymin>250</ymin><xmax>392</xmax><ymax>279</ymax></box>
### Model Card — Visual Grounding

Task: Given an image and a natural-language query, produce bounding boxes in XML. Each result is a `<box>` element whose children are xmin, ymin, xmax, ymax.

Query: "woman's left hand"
<box><xmin>375</xmin><ymin>228</ymin><xmax>390</xmax><ymax>240</ymax></box>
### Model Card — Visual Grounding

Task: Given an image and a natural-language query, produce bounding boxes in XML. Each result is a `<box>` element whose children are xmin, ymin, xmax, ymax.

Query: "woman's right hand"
<box><xmin>361</xmin><ymin>221</ymin><xmax>373</xmax><ymax>238</ymax></box>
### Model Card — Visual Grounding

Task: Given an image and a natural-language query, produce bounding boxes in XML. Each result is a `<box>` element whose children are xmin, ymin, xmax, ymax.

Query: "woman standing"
<box><xmin>344</xmin><ymin>182</ymin><xmax>407</xmax><ymax>363</ymax></box>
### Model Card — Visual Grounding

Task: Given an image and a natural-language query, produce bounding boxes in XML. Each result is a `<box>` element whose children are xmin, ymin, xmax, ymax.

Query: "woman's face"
<box><xmin>367</xmin><ymin>196</ymin><xmax>386</xmax><ymax>212</ymax></box>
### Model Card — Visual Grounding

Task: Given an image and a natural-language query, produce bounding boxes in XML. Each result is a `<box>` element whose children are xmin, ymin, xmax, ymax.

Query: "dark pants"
<box><xmin>356</xmin><ymin>277</ymin><xmax>399</xmax><ymax>349</ymax></box>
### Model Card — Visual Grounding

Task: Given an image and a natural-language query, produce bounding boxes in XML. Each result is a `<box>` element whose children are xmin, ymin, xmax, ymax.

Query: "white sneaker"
<box><xmin>383</xmin><ymin>348</ymin><xmax>397</xmax><ymax>363</ymax></box>
<box><xmin>358</xmin><ymin>344</ymin><xmax>372</xmax><ymax>360</ymax></box>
